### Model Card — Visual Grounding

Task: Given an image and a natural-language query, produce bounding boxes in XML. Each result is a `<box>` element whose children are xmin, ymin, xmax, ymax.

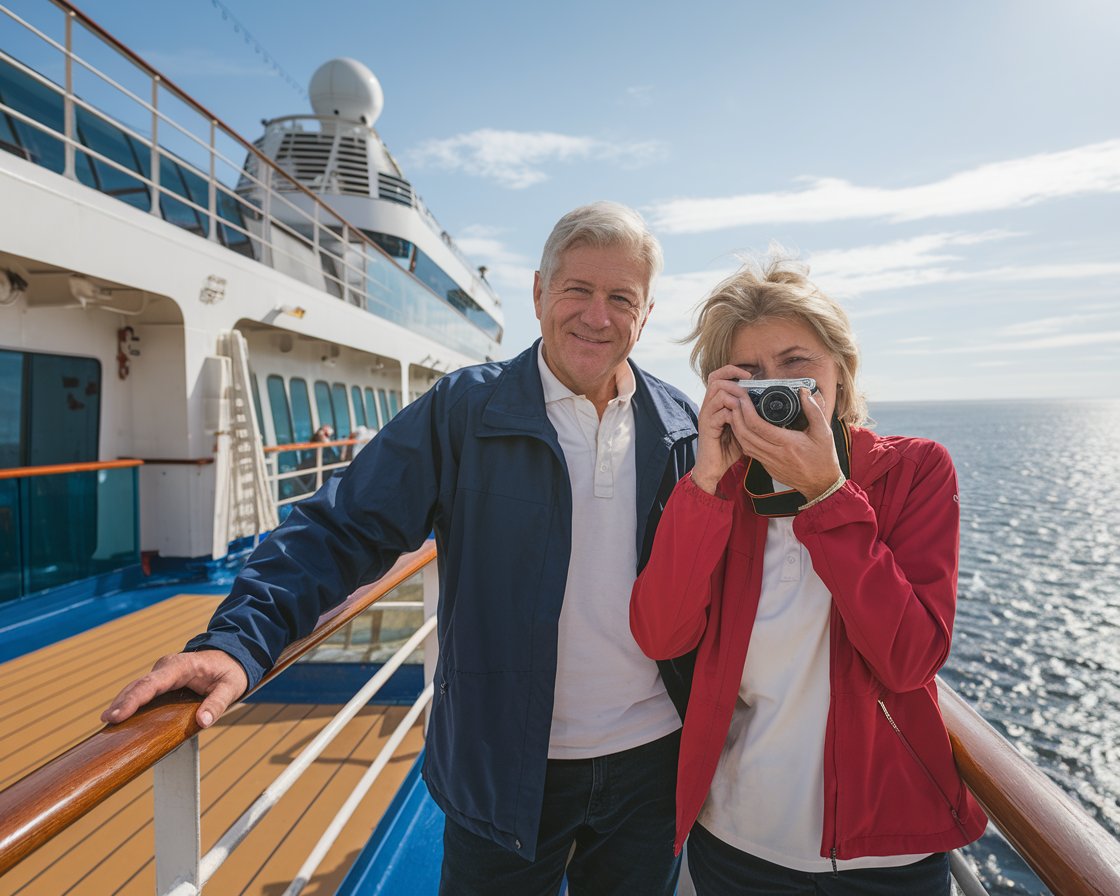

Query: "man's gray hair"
<box><xmin>538</xmin><ymin>201</ymin><xmax>663</xmax><ymax>306</ymax></box>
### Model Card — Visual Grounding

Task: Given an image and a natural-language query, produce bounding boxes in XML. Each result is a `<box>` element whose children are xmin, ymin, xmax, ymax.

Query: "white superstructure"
<box><xmin>0</xmin><ymin>2</ymin><xmax>502</xmax><ymax>570</ymax></box>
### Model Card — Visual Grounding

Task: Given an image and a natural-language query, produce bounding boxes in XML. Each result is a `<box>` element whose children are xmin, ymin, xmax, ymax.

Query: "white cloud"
<box><xmin>1000</xmin><ymin>311</ymin><xmax>1120</xmax><ymax>338</ymax></box>
<box><xmin>454</xmin><ymin>225</ymin><xmax>535</xmax><ymax>291</ymax></box>
<box><xmin>887</xmin><ymin>330</ymin><xmax>1120</xmax><ymax>354</ymax></box>
<box><xmin>406</xmin><ymin>129</ymin><xmax>663</xmax><ymax>189</ymax></box>
<box><xmin>647</xmin><ymin>140</ymin><xmax>1120</xmax><ymax>233</ymax></box>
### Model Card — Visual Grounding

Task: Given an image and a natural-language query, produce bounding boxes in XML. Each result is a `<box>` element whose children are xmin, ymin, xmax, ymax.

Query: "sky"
<box><xmin>11</xmin><ymin>0</ymin><xmax>1120</xmax><ymax>404</ymax></box>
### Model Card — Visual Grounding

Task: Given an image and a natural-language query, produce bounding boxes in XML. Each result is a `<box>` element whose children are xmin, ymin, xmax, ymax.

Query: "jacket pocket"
<box><xmin>877</xmin><ymin>698</ymin><xmax>969</xmax><ymax>838</ymax></box>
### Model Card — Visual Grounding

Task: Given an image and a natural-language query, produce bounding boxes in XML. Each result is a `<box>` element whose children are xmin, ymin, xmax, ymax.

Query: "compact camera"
<box><xmin>736</xmin><ymin>377</ymin><xmax>818</xmax><ymax>430</ymax></box>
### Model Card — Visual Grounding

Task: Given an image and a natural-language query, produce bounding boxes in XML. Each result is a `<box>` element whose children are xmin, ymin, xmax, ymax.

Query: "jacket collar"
<box><xmin>480</xmin><ymin>339</ymin><xmax>694</xmax><ymax>445</ymax></box>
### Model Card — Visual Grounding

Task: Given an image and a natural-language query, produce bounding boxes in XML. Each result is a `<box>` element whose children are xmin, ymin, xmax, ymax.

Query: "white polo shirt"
<box><xmin>538</xmin><ymin>347</ymin><xmax>681</xmax><ymax>759</ymax></box>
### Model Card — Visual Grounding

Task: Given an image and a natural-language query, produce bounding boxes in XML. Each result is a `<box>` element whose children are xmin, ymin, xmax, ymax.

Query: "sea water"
<box><xmin>870</xmin><ymin>399</ymin><xmax>1120</xmax><ymax>895</ymax></box>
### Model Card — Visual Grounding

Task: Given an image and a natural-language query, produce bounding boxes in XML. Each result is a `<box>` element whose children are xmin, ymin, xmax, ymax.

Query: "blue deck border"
<box><xmin>336</xmin><ymin>748</ymin><xmax>445</xmax><ymax>896</ymax></box>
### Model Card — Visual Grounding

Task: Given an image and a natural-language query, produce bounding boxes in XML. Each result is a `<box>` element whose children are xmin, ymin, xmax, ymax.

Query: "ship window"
<box><xmin>351</xmin><ymin>386</ymin><xmax>366</xmax><ymax>427</ymax></box>
<box><xmin>0</xmin><ymin>59</ymin><xmax>65</xmax><ymax>174</ymax></box>
<box><xmin>314</xmin><ymin>380</ymin><xmax>334</xmax><ymax>432</ymax></box>
<box><xmin>363</xmin><ymin>230</ymin><xmax>413</xmax><ymax>261</ymax></box>
<box><xmin>377</xmin><ymin>389</ymin><xmax>390</xmax><ymax>425</ymax></box>
<box><xmin>330</xmin><ymin>383</ymin><xmax>351</xmax><ymax>437</ymax></box>
<box><xmin>0</xmin><ymin>349</ymin><xmax>101</xmax><ymax>468</ymax></box>
<box><xmin>388</xmin><ymin>390</ymin><xmax>401</xmax><ymax>418</ymax></box>
<box><xmin>363</xmin><ymin>388</ymin><xmax>379</xmax><ymax>430</ymax></box>
<box><xmin>266</xmin><ymin>375</ymin><xmax>294</xmax><ymax>445</ymax></box>
<box><xmin>74</xmin><ymin>107</ymin><xmax>148</xmax><ymax>210</ymax></box>
<box><xmin>249</xmin><ymin>373</ymin><xmax>265</xmax><ymax>437</ymax></box>
<box><xmin>289</xmin><ymin>378</ymin><xmax>313</xmax><ymax>442</ymax></box>
<box><xmin>158</xmin><ymin>156</ymin><xmax>205</xmax><ymax>235</ymax></box>
<box><xmin>411</xmin><ymin>248</ymin><xmax>503</xmax><ymax>341</ymax></box>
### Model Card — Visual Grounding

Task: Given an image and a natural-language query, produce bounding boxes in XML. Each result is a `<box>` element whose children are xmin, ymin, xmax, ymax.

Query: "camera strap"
<box><xmin>743</xmin><ymin>417</ymin><xmax>852</xmax><ymax>517</ymax></box>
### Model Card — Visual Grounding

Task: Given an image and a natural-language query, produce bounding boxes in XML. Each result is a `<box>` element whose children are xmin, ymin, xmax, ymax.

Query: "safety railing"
<box><xmin>262</xmin><ymin>437</ymin><xmax>363</xmax><ymax>508</ymax></box>
<box><xmin>0</xmin><ymin>540</ymin><xmax>438</xmax><ymax>894</ymax></box>
<box><xmin>0</xmin><ymin>458</ymin><xmax>142</xmax><ymax>602</ymax></box>
<box><xmin>0</xmin><ymin>0</ymin><xmax>499</xmax><ymax>359</ymax></box>
<box><xmin>937</xmin><ymin>680</ymin><xmax>1120</xmax><ymax>896</ymax></box>
<box><xmin>3</xmin><ymin>543</ymin><xmax>1119</xmax><ymax>891</ymax></box>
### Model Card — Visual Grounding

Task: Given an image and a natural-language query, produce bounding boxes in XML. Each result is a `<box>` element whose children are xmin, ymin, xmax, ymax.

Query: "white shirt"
<box><xmin>538</xmin><ymin>348</ymin><xmax>681</xmax><ymax>759</ymax></box>
<box><xmin>698</xmin><ymin>511</ymin><xmax>927</xmax><ymax>871</ymax></box>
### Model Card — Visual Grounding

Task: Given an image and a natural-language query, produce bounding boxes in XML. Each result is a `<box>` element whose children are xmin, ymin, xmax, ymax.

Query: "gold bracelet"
<box><xmin>799</xmin><ymin>474</ymin><xmax>847</xmax><ymax>511</ymax></box>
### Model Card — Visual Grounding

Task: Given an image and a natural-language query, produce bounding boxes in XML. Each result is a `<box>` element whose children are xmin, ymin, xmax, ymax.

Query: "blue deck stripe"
<box><xmin>337</xmin><ymin>749</ymin><xmax>445</xmax><ymax>896</ymax></box>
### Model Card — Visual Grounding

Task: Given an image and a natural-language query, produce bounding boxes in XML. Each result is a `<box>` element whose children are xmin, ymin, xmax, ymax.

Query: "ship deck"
<box><xmin>0</xmin><ymin>593</ymin><xmax>424</xmax><ymax>895</ymax></box>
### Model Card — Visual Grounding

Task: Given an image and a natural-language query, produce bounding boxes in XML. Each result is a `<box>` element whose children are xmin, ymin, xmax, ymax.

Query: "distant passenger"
<box><xmin>310</xmin><ymin>423</ymin><xmax>334</xmax><ymax>443</ymax></box>
<box><xmin>629</xmin><ymin>255</ymin><xmax>987</xmax><ymax>895</ymax></box>
<box><xmin>104</xmin><ymin>201</ymin><xmax>699</xmax><ymax>895</ymax></box>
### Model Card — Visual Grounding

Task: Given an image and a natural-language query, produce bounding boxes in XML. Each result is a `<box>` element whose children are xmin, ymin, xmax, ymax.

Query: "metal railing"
<box><xmin>2</xmin><ymin>546</ymin><xmax>1120</xmax><ymax>891</ymax></box>
<box><xmin>0</xmin><ymin>0</ymin><xmax>500</xmax><ymax>360</ymax></box>
<box><xmin>0</xmin><ymin>540</ymin><xmax>438</xmax><ymax>893</ymax></box>
<box><xmin>262</xmin><ymin>437</ymin><xmax>362</xmax><ymax>508</ymax></box>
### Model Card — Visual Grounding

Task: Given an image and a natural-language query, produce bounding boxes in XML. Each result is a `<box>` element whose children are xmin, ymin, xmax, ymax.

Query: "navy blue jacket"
<box><xmin>186</xmin><ymin>341</ymin><xmax>698</xmax><ymax>859</ymax></box>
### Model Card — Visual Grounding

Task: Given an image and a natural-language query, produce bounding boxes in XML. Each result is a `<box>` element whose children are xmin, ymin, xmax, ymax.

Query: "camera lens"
<box><xmin>759</xmin><ymin>387</ymin><xmax>797</xmax><ymax>426</ymax></box>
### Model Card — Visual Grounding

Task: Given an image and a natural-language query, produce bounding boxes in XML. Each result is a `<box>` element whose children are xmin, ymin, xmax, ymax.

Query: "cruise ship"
<box><xmin>1</xmin><ymin>3</ymin><xmax>1118</xmax><ymax>895</ymax></box>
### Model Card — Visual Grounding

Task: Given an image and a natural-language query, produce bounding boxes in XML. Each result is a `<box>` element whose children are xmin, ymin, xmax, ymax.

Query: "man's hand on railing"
<box><xmin>101</xmin><ymin>649</ymin><xmax>248</xmax><ymax>729</ymax></box>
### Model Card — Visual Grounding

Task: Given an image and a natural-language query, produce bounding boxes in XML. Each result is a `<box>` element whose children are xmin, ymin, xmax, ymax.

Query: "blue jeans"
<box><xmin>688</xmin><ymin>823</ymin><xmax>950</xmax><ymax>896</ymax></box>
<box><xmin>439</xmin><ymin>729</ymin><xmax>681</xmax><ymax>896</ymax></box>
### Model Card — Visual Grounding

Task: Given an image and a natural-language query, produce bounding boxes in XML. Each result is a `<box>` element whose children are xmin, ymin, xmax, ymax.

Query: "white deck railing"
<box><xmin>159</xmin><ymin>614</ymin><xmax>437</xmax><ymax>895</ymax></box>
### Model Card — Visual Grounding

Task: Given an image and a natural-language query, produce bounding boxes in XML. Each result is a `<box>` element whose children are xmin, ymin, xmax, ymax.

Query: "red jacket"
<box><xmin>630</xmin><ymin>426</ymin><xmax>987</xmax><ymax>859</ymax></box>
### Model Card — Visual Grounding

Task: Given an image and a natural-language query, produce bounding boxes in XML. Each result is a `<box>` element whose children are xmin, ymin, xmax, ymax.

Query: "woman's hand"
<box><xmin>691</xmin><ymin>365</ymin><xmax>756</xmax><ymax>494</ymax></box>
<box><xmin>728</xmin><ymin>386</ymin><xmax>843</xmax><ymax>501</ymax></box>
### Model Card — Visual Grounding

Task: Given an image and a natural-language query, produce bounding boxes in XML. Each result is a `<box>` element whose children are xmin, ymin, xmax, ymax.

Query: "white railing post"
<box><xmin>150</xmin><ymin>75</ymin><xmax>161</xmax><ymax>217</ymax></box>
<box><xmin>62</xmin><ymin>10</ymin><xmax>74</xmax><ymax>179</ymax></box>
<box><xmin>208</xmin><ymin>119</ymin><xmax>218</xmax><ymax>240</ymax></box>
<box><xmin>422</xmin><ymin>557</ymin><xmax>439</xmax><ymax>727</ymax></box>
<box><xmin>154</xmin><ymin>737</ymin><xmax>201</xmax><ymax>894</ymax></box>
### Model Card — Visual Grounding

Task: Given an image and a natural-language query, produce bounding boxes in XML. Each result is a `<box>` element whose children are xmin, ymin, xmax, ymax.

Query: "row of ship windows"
<box><xmin>252</xmin><ymin>374</ymin><xmax>402</xmax><ymax>447</ymax></box>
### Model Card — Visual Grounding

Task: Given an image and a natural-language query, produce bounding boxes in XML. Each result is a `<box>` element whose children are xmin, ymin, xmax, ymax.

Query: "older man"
<box><xmin>104</xmin><ymin>202</ymin><xmax>698</xmax><ymax>895</ymax></box>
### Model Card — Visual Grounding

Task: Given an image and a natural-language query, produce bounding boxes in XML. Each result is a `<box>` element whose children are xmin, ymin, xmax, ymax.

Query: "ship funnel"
<box><xmin>309</xmin><ymin>58</ymin><xmax>384</xmax><ymax>126</ymax></box>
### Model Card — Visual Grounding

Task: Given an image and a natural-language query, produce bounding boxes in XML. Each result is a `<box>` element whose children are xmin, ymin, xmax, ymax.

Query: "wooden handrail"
<box><xmin>262</xmin><ymin>438</ymin><xmax>359</xmax><ymax>454</ymax></box>
<box><xmin>0</xmin><ymin>540</ymin><xmax>437</xmax><ymax>875</ymax></box>
<box><xmin>938</xmin><ymin>679</ymin><xmax>1120</xmax><ymax>896</ymax></box>
<box><xmin>0</xmin><ymin>459</ymin><xmax>143</xmax><ymax>480</ymax></box>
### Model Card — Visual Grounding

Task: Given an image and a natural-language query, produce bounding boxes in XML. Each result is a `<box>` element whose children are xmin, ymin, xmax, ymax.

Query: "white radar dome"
<box><xmin>309</xmin><ymin>58</ymin><xmax>383</xmax><ymax>125</ymax></box>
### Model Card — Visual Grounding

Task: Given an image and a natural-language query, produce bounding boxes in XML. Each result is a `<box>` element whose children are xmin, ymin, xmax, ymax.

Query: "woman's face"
<box><xmin>728</xmin><ymin>316</ymin><xmax>843</xmax><ymax>422</ymax></box>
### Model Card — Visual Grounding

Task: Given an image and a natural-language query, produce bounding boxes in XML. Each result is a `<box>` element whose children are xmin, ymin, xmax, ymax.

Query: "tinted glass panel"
<box><xmin>377</xmin><ymin>389</ymin><xmax>390</xmax><ymax>427</ymax></box>
<box><xmin>26</xmin><ymin>353</ymin><xmax>100</xmax><ymax>465</ymax></box>
<box><xmin>314</xmin><ymin>381</ymin><xmax>334</xmax><ymax>431</ymax></box>
<box><xmin>388</xmin><ymin>390</ymin><xmax>401</xmax><ymax>418</ymax></box>
<box><xmin>289</xmin><ymin>378</ymin><xmax>313</xmax><ymax>442</ymax></box>
<box><xmin>74</xmin><ymin>107</ymin><xmax>148</xmax><ymax>209</ymax></box>
<box><xmin>0</xmin><ymin>350</ymin><xmax>22</xmax><ymax>467</ymax></box>
<box><xmin>364</xmin><ymin>388</ymin><xmax>379</xmax><ymax>430</ymax></box>
<box><xmin>0</xmin><ymin>59</ymin><xmax>64</xmax><ymax>173</ymax></box>
<box><xmin>412</xmin><ymin>248</ymin><xmax>502</xmax><ymax>340</ymax></box>
<box><xmin>330</xmin><ymin>383</ymin><xmax>351</xmax><ymax>437</ymax></box>
<box><xmin>351</xmin><ymin>386</ymin><xmax>366</xmax><ymax>427</ymax></box>
<box><xmin>266</xmin><ymin>375</ymin><xmax>293</xmax><ymax>444</ymax></box>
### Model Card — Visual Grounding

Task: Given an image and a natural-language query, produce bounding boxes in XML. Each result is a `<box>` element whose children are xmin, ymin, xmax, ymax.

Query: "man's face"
<box><xmin>533</xmin><ymin>242</ymin><xmax>652</xmax><ymax>408</ymax></box>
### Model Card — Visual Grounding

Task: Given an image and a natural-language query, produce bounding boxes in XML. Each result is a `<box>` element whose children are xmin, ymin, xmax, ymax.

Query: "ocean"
<box><xmin>869</xmin><ymin>399</ymin><xmax>1120</xmax><ymax>895</ymax></box>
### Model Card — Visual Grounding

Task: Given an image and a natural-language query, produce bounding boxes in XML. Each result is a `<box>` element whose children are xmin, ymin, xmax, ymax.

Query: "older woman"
<box><xmin>630</xmin><ymin>257</ymin><xmax>986</xmax><ymax>895</ymax></box>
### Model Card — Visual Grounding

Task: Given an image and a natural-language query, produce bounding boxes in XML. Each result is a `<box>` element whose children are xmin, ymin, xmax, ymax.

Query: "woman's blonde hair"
<box><xmin>686</xmin><ymin>254</ymin><xmax>868</xmax><ymax>426</ymax></box>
